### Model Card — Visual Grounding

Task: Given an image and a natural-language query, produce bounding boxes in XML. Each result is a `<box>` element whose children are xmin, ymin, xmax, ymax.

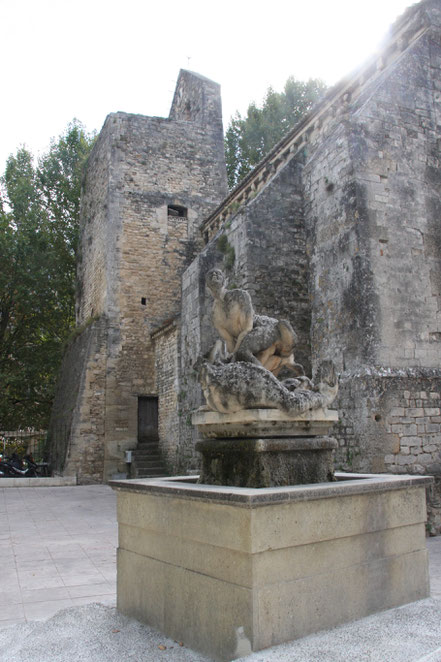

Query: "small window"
<box><xmin>141</xmin><ymin>298</ymin><xmax>146</xmax><ymax>306</ymax></box>
<box><xmin>168</xmin><ymin>204</ymin><xmax>187</xmax><ymax>218</ymax></box>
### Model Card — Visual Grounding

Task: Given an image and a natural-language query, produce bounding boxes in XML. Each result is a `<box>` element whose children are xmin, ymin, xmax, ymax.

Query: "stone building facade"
<box><xmin>49</xmin><ymin>0</ymin><xmax>441</xmax><ymax>530</ymax></box>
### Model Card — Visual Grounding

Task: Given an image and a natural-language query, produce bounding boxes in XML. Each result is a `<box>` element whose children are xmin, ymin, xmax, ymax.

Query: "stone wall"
<box><xmin>302</xmin><ymin>8</ymin><xmax>441</xmax><ymax>530</ymax></box>
<box><xmin>350</xmin><ymin>21</ymin><xmax>441</xmax><ymax>369</ymax></box>
<box><xmin>335</xmin><ymin>370</ymin><xmax>441</xmax><ymax>533</ymax></box>
<box><xmin>225</xmin><ymin>157</ymin><xmax>311</xmax><ymax>373</ymax></box>
<box><xmin>302</xmin><ymin>3</ymin><xmax>441</xmax><ymax>372</ymax></box>
<box><xmin>169</xmin><ymin>70</ymin><xmax>224</xmax><ymax>129</ymax></box>
<box><xmin>152</xmin><ymin>321</ymin><xmax>180</xmax><ymax>473</ymax></box>
<box><xmin>48</xmin><ymin>317</ymin><xmax>107</xmax><ymax>483</ymax></box>
<box><xmin>76</xmin><ymin>125</ymin><xmax>113</xmax><ymax>324</ymax></box>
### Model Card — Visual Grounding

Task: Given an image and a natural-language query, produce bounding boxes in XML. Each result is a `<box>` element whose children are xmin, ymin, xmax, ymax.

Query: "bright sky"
<box><xmin>0</xmin><ymin>0</ymin><xmax>415</xmax><ymax>171</ymax></box>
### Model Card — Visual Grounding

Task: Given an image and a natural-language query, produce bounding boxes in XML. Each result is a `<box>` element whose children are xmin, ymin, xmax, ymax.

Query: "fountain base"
<box><xmin>111</xmin><ymin>473</ymin><xmax>431</xmax><ymax>662</ymax></box>
<box><xmin>193</xmin><ymin>407</ymin><xmax>339</xmax><ymax>488</ymax></box>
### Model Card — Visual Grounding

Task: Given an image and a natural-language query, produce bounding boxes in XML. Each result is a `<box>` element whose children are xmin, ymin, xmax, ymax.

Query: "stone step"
<box><xmin>132</xmin><ymin>452</ymin><xmax>162</xmax><ymax>461</ymax></box>
<box><xmin>134</xmin><ymin>446</ymin><xmax>161</xmax><ymax>454</ymax></box>
<box><xmin>137</xmin><ymin>438</ymin><xmax>160</xmax><ymax>446</ymax></box>
<box><xmin>132</xmin><ymin>447</ymin><xmax>161</xmax><ymax>454</ymax></box>
<box><xmin>131</xmin><ymin>440</ymin><xmax>167</xmax><ymax>479</ymax></box>
<box><xmin>134</xmin><ymin>463</ymin><xmax>165</xmax><ymax>472</ymax></box>
<box><xmin>132</xmin><ymin>452</ymin><xmax>163</xmax><ymax>461</ymax></box>
<box><xmin>133</xmin><ymin>468</ymin><xmax>167</xmax><ymax>478</ymax></box>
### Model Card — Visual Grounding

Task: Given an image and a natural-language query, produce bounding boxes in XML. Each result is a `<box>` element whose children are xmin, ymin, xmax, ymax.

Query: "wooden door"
<box><xmin>138</xmin><ymin>396</ymin><xmax>159</xmax><ymax>442</ymax></box>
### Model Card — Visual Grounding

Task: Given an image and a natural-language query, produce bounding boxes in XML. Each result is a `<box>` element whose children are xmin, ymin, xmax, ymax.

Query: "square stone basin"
<box><xmin>111</xmin><ymin>472</ymin><xmax>432</xmax><ymax>661</ymax></box>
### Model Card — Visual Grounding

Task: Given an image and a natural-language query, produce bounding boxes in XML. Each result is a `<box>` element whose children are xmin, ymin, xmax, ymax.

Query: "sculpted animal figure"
<box><xmin>198</xmin><ymin>359</ymin><xmax>338</xmax><ymax>415</ymax></box>
<box><xmin>206</xmin><ymin>269</ymin><xmax>253</xmax><ymax>355</ymax></box>
<box><xmin>236</xmin><ymin>314</ymin><xmax>304</xmax><ymax>377</ymax></box>
<box><xmin>206</xmin><ymin>269</ymin><xmax>303</xmax><ymax>376</ymax></box>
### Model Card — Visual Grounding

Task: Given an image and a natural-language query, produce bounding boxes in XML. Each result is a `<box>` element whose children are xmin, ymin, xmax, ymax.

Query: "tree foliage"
<box><xmin>225</xmin><ymin>77</ymin><xmax>327</xmax><ymax>189</ymax></box>
<box><xmin>0</xmin><ymin>121</ymin><xmax>95</xmax><ymax>429</ymax></box>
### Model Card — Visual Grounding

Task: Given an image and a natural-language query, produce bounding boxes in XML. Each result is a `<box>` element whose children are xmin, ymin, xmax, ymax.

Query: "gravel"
<box><xmin>1</xmin><ymin>598</ymin><xmax>441</xmax><ymax>662</ymax></box>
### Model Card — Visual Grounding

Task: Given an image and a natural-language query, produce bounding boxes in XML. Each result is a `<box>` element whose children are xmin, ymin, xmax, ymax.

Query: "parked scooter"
<box><xmin>0</xmin><ymin>452</ymin><xmax>39</xmax><ymax>477</ymax></box>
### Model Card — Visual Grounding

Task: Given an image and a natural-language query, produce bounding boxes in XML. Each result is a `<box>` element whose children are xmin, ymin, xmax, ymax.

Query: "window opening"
<box><xmin>168</xmin><ymin>205</ymin><xmax>187</xmax><ymax>218</ymax></box>
<box><xmin>141</xmin><ymin>297</ymin><xmax>146</xmax><ymax>306</ymax></box>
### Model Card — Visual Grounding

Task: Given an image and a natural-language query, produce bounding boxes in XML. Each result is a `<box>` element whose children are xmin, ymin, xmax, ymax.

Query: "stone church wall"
<box><xmin>302</xmin><ymin>10</ymin><xmax>441</xmax><ymax>529</ymax></box>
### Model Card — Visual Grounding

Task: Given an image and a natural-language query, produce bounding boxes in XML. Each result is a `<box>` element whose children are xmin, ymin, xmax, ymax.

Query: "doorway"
<box><xmin>137</xmin><ymin>396</ymin><xmax>159</xmax><ymax>442</ymax></box>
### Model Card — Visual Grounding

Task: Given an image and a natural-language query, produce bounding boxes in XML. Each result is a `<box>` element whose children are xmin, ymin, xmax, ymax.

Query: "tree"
<box><xmin>225</xmin><ymin>77</ymin><xmax>327</xmax><ymax>189</ymax></box>
<box><xmin>0</xmin><ymin>121</ymin><xmax>95</xmax><ymax>429</ymax></box>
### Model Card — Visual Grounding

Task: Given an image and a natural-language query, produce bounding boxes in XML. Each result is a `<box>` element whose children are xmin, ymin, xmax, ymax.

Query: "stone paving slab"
<box><xmin>0</xmin><ymin>485</ymin><xmax>116</xmax><ymax>626</ymax></box>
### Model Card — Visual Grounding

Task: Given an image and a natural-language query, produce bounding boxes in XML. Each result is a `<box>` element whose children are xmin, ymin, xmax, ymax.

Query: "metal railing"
<box><xmin>0</xmin><ymin>430</ymin><xmax>47</xmax><ymax>463</ymax></box>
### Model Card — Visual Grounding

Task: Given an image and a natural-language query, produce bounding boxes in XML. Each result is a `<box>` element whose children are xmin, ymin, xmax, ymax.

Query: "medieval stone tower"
<box><xmin>48</xmin><ymin>70</ymin><xmax>228</xmax><ymax>481</ymax></box>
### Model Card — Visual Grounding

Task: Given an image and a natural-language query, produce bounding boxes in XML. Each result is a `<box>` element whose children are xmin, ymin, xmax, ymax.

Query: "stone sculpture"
<box><xmin>206</xmin><ymin>268</ymin><xmax>303</xmax><ymax>377</ymax></box>
<box><xmin>198</xmin><ymin>358</ymin><xmax>337</xmax><ymax>415</ymax></box>
<box><xmin>201</xmin><ymin>269</ymin><xmax>338</xmax><ymax>414</ymax></box>
<box><xmin>236</xmin><ymin>314</ymin><xmax>304</xmax><ymax>377</ymax></box>
<box><xmin>195</xmin><ymin>270</ymin><xmax>339</xmax><ymax>488</ymax></box>
<box><xmin>206</xmin><ymin>268</ymin><xmax>253</xmax><ymax>356</ymax></box>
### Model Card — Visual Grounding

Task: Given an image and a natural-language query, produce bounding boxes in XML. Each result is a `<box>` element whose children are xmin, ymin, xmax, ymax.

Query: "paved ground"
<box><xmin>0</xmin><ymin>485</ymin><xmax>116</xmax><ymax>627</ymax></box>
<box><xmin>0</xmin><ymin>485</ymin><xmax>440</xmax><ymax>661</ymax></box>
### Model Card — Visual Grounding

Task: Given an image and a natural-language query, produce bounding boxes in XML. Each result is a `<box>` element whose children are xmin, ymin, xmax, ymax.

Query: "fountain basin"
<box><xmin>111</xmin><ymin>473</ymin><xmax>431</xmax><ymax>661</ymax></box>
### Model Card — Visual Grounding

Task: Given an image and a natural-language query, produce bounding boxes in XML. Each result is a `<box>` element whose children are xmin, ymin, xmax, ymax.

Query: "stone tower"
<box><xmin>48</xmin><ymin>70</ymin><xmax>228</xmax><ymax>481</ymax></box>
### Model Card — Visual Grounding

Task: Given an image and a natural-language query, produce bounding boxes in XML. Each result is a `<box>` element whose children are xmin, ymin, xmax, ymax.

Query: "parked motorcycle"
<box><xmin>0</xmin><ymin>452</ymin><xmax>39</xmax><ymax>477</ymax></box>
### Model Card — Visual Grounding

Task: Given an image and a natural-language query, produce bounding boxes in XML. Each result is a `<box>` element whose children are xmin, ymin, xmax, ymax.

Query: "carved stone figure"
<box><xmin>236</xmin><ymin>314</ymin><xmax>304</xmax><ymax>377</ymax></box>
<box><xmin>201</xmin><ymin>268</ymin><xmax>338</xmax><ymax>415</ymax></box>
<box><xmin>206</xmin><ymin>269</ymin><xmax>303</xmax><ymax>376</ymax></box>
<box><xmin>198</xmin><ymin>359</ymin><xmax>338</xmax><ymax>415</ymax></box>
<box><xmin>206</xmin><ymin>269</ymin><xmax>253</xmax><ymax>355</ymax></box>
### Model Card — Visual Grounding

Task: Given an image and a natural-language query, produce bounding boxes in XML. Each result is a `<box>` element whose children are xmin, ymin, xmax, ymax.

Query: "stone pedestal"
<box><xmin>111</xmin><ymin>473</ymin><xmax>432</xmax><ymax>662</ymax></box>
<box><xmin>193</xmin><ymin>407</ymin><xmax>339</xmax><ymax>488</ymax></box>
<box><xmin>196</xmin><ymin>436</ymin><xmax>337</xmax><ymax>487</ymax></box>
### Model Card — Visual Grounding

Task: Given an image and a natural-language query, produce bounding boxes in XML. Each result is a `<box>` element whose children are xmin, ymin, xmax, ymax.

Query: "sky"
<box><xmin>0</xmin><ymin>0</ymin><xmax>416</xmax><ymax>171</ymax></box>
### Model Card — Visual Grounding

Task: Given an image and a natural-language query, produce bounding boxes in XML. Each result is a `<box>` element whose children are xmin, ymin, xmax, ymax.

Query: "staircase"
<box><xmin>131</xmin><ymin>439</ymin><xmax>168</xmax><ymax>479</ymax></box>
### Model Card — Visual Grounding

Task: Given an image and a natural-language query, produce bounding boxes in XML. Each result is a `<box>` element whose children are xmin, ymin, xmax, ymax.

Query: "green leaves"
<box><xmin>0</xmin><ymin>121</ymin><xmax>95</xmax><ymax>429</ymax></box>
<box><xmin>225</xmin><ymin>77</ymin><xmax>327</xmax><ymax>189</ymax></box>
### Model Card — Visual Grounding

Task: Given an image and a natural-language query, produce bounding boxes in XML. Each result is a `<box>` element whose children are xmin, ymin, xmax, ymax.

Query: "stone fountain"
<box><xmin>111</xmin><ymin>269</ymin><xmax>431</xmax><ymax>661</ymax></box>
